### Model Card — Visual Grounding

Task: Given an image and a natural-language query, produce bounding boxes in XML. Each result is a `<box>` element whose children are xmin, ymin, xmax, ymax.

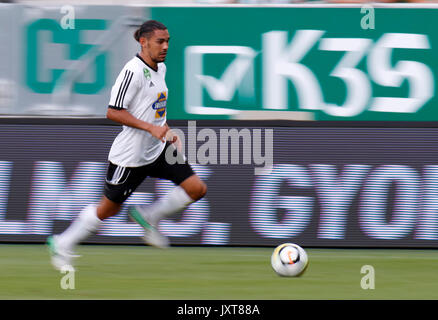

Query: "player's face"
<box><xmin>145</xmin><ymin>29</ymin><xmax>170</xmax><ymax>63</ymax></box>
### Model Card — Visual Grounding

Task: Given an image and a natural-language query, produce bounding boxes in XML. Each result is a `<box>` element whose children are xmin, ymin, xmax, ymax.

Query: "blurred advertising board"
<box><xmin>0</xmin><ymin>4</ymin><xmax>437</xmax><ymax>120</ymax></box>
<box><xmin>1</xmin><ymin>121</ymin><xmax>438</xmax><ymax>248</ymax></box>
<box><xmin>151</xmin><ymin>6</ymin><xmax>438</xmax><ymax>121</ymax></box>
<box><xmin>0</xmin><ymin>4</ymin><xmax>147</xmax><ymax>116</ymax></box>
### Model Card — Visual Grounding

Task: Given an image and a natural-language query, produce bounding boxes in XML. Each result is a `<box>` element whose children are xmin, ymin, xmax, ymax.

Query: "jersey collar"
<box><xmin>136</xmin><ymin>53</ymin><xmax>158</xmax><ymax>72</ymax></box>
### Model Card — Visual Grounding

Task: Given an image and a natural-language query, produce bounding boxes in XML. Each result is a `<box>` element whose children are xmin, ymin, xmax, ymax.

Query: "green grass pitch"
<box><xmin>0</xmin><ymin>244</ymin><xmax>437</xmax><ymax>300</ymax></box>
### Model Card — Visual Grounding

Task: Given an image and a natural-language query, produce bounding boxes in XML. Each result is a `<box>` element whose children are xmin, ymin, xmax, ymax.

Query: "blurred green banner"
<box><xmin>1</xmin><ymin>5</ymin><xmax>437</xmax><ymax>120</ymax></box>
<box><xmin>0</xmin><ymin>4</ymin><xmax>147</xmax><ymax>116</ymax></box>
<box><xmin>151</xmin><ymin>7</ymin><xmax>437</xmax><ymax>121</ymax></box>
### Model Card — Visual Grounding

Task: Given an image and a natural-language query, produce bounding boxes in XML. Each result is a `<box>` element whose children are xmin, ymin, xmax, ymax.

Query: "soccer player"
<box><xmin>47</xmin><ymin>20</ymin><xmax>207</xmax><ymax>271</ymax></box>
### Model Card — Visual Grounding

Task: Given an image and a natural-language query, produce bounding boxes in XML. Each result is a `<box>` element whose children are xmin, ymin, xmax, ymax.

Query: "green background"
<box><xmin>150</xmin><ymin>7</ymin><xmax>437</xmax><ymax>120</ymax></box>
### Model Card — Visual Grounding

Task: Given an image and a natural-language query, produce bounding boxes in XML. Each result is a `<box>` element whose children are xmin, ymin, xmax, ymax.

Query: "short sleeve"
<box><xmin>108</xmin><ymin>68</ymin><xmax>138</xmax><ymax>110</ymax></box>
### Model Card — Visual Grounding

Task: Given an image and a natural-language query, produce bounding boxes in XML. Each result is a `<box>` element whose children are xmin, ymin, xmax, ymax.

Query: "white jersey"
<box><xmin>107</xmin><ymin>54</ymin><xmax>168</xmax><ymax>167</ymax></box>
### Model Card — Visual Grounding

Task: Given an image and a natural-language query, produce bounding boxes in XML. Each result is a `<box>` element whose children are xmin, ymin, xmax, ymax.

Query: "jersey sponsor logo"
<box><xmin>152</xmin><ymin>92</ymin><xmax>167</xmax><ymax>118</ymax></box>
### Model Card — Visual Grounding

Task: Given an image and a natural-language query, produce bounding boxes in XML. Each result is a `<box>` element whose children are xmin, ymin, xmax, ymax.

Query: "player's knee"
<box><xmin>191</xmin><ymin>181</ymin><xmax>207</xmax><ymax>201</ymax></box>
<box><xmin>199</xmin><ymin>181</ymin><xmax>207</xmax><ymax>199</ymax></box>
<box><xmin>97</xmin><ymin>196</ymin><xmax>122</xmax><ymax>220</ymax></box>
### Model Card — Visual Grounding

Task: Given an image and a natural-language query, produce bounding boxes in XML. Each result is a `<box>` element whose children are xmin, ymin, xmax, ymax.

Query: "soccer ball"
<box><xmin>271</xmin><ymin>243</ymin><xmax>309</xmax><ymax>277</ymax></box>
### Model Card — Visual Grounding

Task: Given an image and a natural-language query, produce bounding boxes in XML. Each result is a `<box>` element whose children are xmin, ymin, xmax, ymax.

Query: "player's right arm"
<box><xmin>107</xmin><ymin>68</ymin><xmax>168</xmax><ymax>141</ymax></box>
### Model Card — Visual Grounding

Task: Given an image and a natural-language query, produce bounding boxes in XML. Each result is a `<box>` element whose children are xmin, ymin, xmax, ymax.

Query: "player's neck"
<box><xmin>138</xmin><ymin>52</ymin><xmax>158</xmax><ymax>72</ymax></box>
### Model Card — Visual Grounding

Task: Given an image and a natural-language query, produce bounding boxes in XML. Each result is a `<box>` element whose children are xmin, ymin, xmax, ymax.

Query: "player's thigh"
<box><xmin>148</xmin><ymin>143</ymin><xmax>206</xmax><ymax>199</ymax></box>
<box><xmin>103</xmin><ymin>162</ymin><xmax>146</xmax><ymax>205</ymax></box>
<box><xmin>148</xmin><ymin>143</ymin><xmax>195</xmax><ymax>184</ymax></box>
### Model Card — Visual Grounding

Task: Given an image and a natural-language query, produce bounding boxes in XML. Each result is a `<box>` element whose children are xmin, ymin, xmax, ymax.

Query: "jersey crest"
<box><xmin>143</xmin><ymin>68</ymin><xmax>151</xmax><ymax>80</ymax></box>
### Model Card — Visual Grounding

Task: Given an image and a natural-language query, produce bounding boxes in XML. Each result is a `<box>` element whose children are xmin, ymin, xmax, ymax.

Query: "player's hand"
<box><xmin>149</xmin><ymin>125</ymin><xmax>169</xmax><ymax>142</ymax></box>
<box><xmin>166</xmin><ymin>129</ymin><xmax>182</xmax><ymax>152</ymax></box>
